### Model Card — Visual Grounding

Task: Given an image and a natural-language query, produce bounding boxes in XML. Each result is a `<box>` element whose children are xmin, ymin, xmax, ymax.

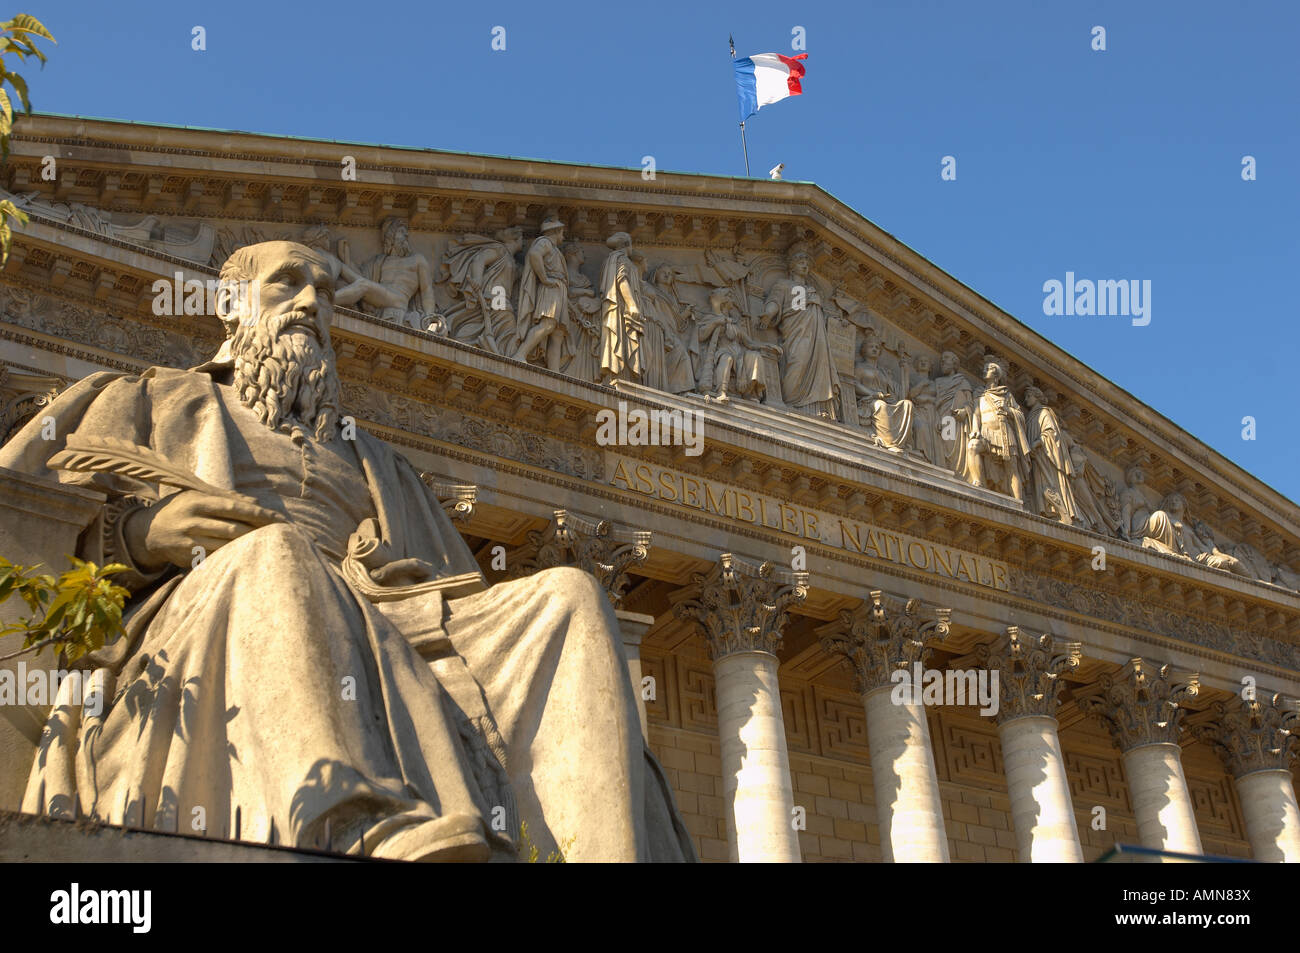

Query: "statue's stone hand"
<box><xmin>368</xmin><ymin>557</ymin><xmax>438</xmax><ymax>587</ymax></box>
<box><xmin>124</xmin><ymin>490</ymin><xmax>285</xmax><ymax>572</ymax></box>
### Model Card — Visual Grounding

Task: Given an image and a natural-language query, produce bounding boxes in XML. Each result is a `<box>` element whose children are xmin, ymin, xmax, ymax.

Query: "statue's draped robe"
<box><xmin>440</xmin><ymin>235</ymin><xmax>518</xmax><ymax>354</ymax></box>
<box><xmin>908</xmin><ymin>377</ymin><xmax>942</xmax><ymax>466</ymax></box>
<box><xmin>598</xmin><ymin>250</ymin><xmax>646</xmax><ymax>384</ymax></box>
<box><xmin>1026</xmin><ymin>404</ymin><xmax>1080</xmax><ymax>524</ymax></box>
<box><xmin>854</xmin><ymin>362</ymin><xmax>913</xmax><ymax>452</ymax></box>
<box><xmin>934</xmin><ymin>372</ymin><xmax>976</xmax><ymax>482</ymax></box>
<box><xmin>516</xmin><ymin>236</ymin><xmax>567</xmax><ymax>350</ymax></box>
<box><xmin>764</xmin><ymin>280</ymin><xmax>837</xmax><ymax>418</ymax></box>
<box><xmin>0</xmin><ymin>366</ymin><xmax>695</xmax><ymax>862</ymax></box>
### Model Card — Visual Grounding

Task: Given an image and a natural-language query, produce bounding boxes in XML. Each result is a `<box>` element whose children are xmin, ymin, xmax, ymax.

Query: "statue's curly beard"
<box><xmin>230</xmin><ymin>309</ymin><xmax>341</xmax><ymax>443</ymax></box>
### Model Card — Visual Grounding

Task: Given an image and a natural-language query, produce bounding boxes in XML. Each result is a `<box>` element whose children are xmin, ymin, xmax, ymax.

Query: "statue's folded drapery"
<box><xmin>0</xmin><ymin>366</ymin><xmax>695</xmax><ymax>861</ymax></box>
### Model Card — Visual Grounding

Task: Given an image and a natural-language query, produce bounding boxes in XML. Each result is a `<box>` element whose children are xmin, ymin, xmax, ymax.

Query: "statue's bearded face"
<box><xmin>228</xmin><ymin>244</ymin><xmax>342</xmax><ymax>443</ymax></box>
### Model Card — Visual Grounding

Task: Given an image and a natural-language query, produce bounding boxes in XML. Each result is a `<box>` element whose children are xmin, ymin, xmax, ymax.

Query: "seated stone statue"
<box><xmin>696</xmin><ymin>288</ymin><xmax>777</xmax><ymax>402</ymax></box>
<box><xmin>0</xmin><ymin>241</ymin><xmax>695</xmax><ymax>863</ymax></box>
<box><xmin>852</xmin><ymin>335</ymin><xmax>914</xmax><ymax>453</ymax></box>
<box><xmin>1140</xmin><ymin>492</ymin><xmax>1248</xmax><ymax>577</ymax></box>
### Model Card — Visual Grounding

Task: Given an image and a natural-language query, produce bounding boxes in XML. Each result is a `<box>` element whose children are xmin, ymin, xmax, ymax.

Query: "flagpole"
<box><xmin>730</xmin><ymin>34</ymin><xmax>751</xmax><ymax>176</ymax></box>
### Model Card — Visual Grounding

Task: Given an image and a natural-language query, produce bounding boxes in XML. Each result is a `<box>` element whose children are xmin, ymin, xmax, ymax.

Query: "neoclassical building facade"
<box><xmin>1</xmin><ymin>114</ymin><xmax>1297</xmax><ymax>862</ymax></box>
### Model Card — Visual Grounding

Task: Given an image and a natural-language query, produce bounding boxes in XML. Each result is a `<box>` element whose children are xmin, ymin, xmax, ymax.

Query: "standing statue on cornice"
<box><xmin>439</xmin><ymin>226</ymin><xmax>524</xmax><ymax>355</ymax></box>
<box><xmin>641</xmin><ymin>264</ymin><xmax>700</xmax><ymax>395</ymax></box>
<box><xmin>512</xmin><ymin>218</ymin><xmax>570</xmax><ymax>370</ymax></box>
<box><xmin>908</xmin><ymin>354</ymin><xmax>942</xmax><ymax>465</ymax></box>
<box><xmin>852</xmin><ymin>333</ymin><xmax>914</xmax><ymax>453</ymax></box>
<box><xmin>628</xmin><ymin>249</ymin><xmax>668</xmax><ymax>391</ymax></box>
<box><xmin>934</xmin><ymin>351</ymin><xmax>978</xmax><ymax>483</ymax></box>
<box><xmin>760</xmin><ymin>242</ymin><xmax>839</xmax><ymax>420</ymax></box>
<box><xmin>1022</xmin><ymin>386</ymin><xmax>1084</xmax><ymax>525</ymax></box>
<box><xmin>559</xmin><ymin>242</ymin><xmax>601</xmax><ymax>383</ymax></box>
<box><xmin>697</xmin><ymin>288</ymin><xmax>779</xmax><ymax>402</ymax></box>
<box><xmin>349</xmin><ymin>218</ymin><xmax>440</xmax><ymax>331</ymax></box>
<box><xmin>598</xmin><ymin>232</ymin><xmax>647</xmax><ymax>386</ymax></box>
<box><xmin>969</xmin><ymin>358</ymin><xmax>1031</xmax><ymax>504</ymax></box>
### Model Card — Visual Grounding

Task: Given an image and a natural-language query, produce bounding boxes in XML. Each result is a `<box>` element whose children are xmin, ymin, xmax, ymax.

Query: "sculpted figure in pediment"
<box><xmin>597</xmin><ymin>233</ymin><xmax>647</xmax><ymax>385</ymax></box>
<box><xmin>697</xmin><ymin>288</ymin><xmax>779</xmax><ymax>403</ymax></box>
<box><xmin>852</xmin><ymin>333</ymin><xmax>914</xmax><ymax>453</ymax></box>
<box><xmin>969</xmin><ymin>358</ymin><xmax>1031</xmax><ymax>504</ymax></box>
<box><xmin>1118</xmin><ymin>466</ymin><xmax>1153</xmax><ymax>541</ymax></box>
<box><xmin>1065</xmin><ymin>442</ymin><xmax>1123</xmax><ymax>536</ymax></box>
<box><xmin>1141</xmin><ymin>493</ymin><xmax>1247</xmax><ymax>576</ymax></box>
<box><xmin>349</xmin><ymin>217</ymin><xmax>439</xmax><ymax>331</ymax></box>
<box><xmin>512</xmin><ymin>219</ymin><xmax>570</xmax><ymax>370</ymax></box>
<box><xmin>934</xmin><ymin>351</ymin><xmax>978</xmax><ymax>484</ymax></box>
<box><xmin>639</xmin><ymin>263</ymin><xmax>700</xmax><ymax>395</ymax></box>
<box><xmin>439</xmin><ymin>227</ymin><xmax>524</xmax><ymax>355</ymax></box>
<box><xmin>908</xmin><ymin>354</ymin><xmax>942</xmax><ymax>465</ymax></box>
<box><xmin>558</xmin><ymin>242</ymin><xmax>602</xmax><ymax>383</ymax></box>
<box><xmin>1023</xmin><ymin>386</ymin><xmax>1084</xmax><ymax>525</ymax></box>
<box><xmin>760</xmin><ymin>243</ymin><xmax>839</xmax><ymax>420</ymax></box>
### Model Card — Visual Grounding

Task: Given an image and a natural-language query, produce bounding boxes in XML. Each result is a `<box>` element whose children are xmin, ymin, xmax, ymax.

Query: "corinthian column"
<box><xmin>1079</xmin><ymin>659</ymin><xmax>1202</xmax><ymax>854</ymax></box>
<box><xmin>977</xmin><ymin>627</ymin><xmax>1083</xmax><ymax>862</ymax></box>
<box><xmin>1190</xmin><ymin>694</ymin><xmax>1300</xmax><ymax>862</ymax></box>
<box><xmin>820</xmin><ymin>591</ymin><xmax>952</xmax><ymax>862</ymax></box>
<box><xmin>674</xmin><ymin>554</ymin><xmax>807</xmax><ymax>862</ymax></box>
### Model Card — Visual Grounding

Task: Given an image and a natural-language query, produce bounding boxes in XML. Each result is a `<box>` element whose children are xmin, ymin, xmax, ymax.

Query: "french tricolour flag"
<box><xmin>733</xmin><ymin>53</ymin><xmax>807</xmax><ymax>122</ymax></box>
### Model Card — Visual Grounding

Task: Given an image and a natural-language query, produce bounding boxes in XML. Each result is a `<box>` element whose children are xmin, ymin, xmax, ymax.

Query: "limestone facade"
<box><xmin>1</xmin><ymin>115</ymin><xmax>1298</xmax><ymax>861</ymax></box>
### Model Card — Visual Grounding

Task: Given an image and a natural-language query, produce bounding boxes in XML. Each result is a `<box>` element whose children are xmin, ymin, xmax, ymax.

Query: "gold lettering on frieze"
<box><xmin>606</xmin><ymin>454</ymin><xmax>1011</xmax><ymax>591</ymax></box>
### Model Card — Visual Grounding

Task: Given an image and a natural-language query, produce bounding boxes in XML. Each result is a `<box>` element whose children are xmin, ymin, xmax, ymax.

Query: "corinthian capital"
<box><xmin>513</xmin><ymin>509</ymin><xmax>650</xmax><ymax>606</ymax></box>
<box><xmin>818</xmin><ymin>590</ymin><xmax>951</xmax><ymax>696</ymax></box>
<box><xmin>976</xmin><ymin>626</ymin><xmax>1081</xmax><ymax>724</ymax></box>
<box><xmin>1188</xmin><ymin>693</ymin><xmax>1299</xmax><ymax>778</ymax></box>
<box><xmin>1077</xmin><ymin>658</ymin><xmax>1199</xmax><ymax>751</ymax></box>
<box><xmin>672</xmin><ymin>553</ymin><xmax>808</xmax><ymax>660</ymax></box>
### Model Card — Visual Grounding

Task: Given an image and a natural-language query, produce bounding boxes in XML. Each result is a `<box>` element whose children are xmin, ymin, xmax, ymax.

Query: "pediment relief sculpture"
<box><xmin>6</xmin><ymin>189</ymin><xmax>1296</xmax><ymax>594</ymax></box>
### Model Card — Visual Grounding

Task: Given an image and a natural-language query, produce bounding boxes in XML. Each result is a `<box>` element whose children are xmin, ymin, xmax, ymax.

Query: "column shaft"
<box><xmin>1122</xmin><ymin>743</ymin><xmax>1202</xmax><ymax>853</ymax></box>
<box><xmin>713</xmin><ymin>651</ymin><xmax>800</xmax><ymax>862</ymax></box>
<box><xmin>864</xmin><ymin>686</ymin><xmax>948</xmax><ymax>862</ymax></box>
<box><xmin>998</xmin><ymin>714</ymin><xmax>1083</xmax><ymax>862</ymax></box>
<box><xmin>1234</xmin><ymin>769</ymin><xmax>1300</xmax><ymax>862</ymax></box>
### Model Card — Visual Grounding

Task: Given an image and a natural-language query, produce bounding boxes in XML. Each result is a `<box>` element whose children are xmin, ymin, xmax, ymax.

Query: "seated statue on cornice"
<box><xmin>1140</xmin><ymin>493</ymin><xmax>1248</xmax><ymax>576</ymax></box>
<box><xmin>852</xmin><ymin>333</ymin><xmax>914</xmax><ymax>454</ymax></box>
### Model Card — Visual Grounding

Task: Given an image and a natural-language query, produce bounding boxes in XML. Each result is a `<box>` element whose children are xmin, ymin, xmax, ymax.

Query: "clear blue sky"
<box><xmin>21</xmin><ymin>0</ymin><xmax>1300</xmax><ymax>503</ymax></box>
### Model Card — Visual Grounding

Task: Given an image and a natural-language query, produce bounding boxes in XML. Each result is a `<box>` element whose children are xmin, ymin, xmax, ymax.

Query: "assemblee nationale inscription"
<box><xmin>606</xmin><ymin>453</ymin><xmax>1010</xmax><ymax>592</ymax></box>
